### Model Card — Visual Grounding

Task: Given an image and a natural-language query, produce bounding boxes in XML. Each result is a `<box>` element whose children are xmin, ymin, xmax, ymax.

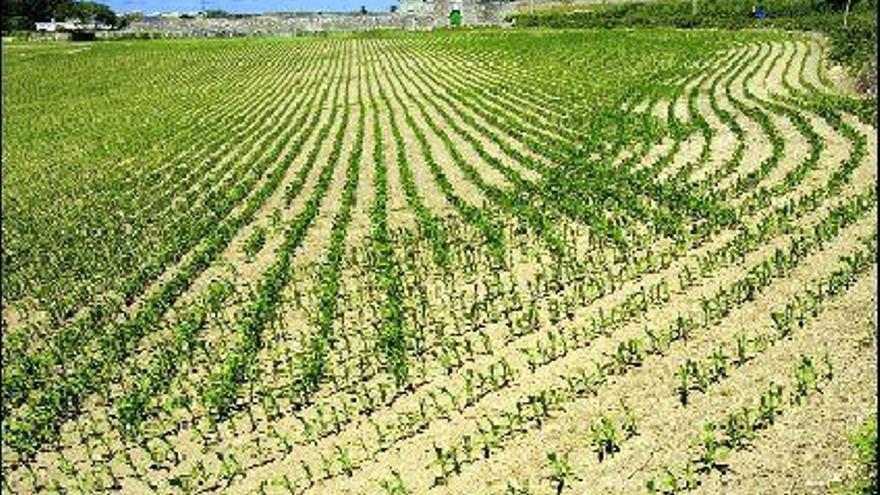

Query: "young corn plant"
<box><xmin>757</xmin><ymin>383</ymin><xmax>784</xmax><ymax>428</ymax></box>
<box><xmin>645</xmin><ymin>464</ymin><xmax>696</xmax><ymax>494</ymax></box>
<box><xmin>791</xmin><ymin>354</ymin><xmax>819</xmax><ymax>405</ymax></box>
<box><xmin>546</xmin><ymin>451</ymin><xmax>576</xmax><ymax>495</ymax></box>
<box><xmin>590</xmin><ymin>414</ymin><xmax>621</xmax><ymax>462</ymax></box>
<box><xmin>721</xmin><ymin>408</ymin><xmax>757</xmax><ymax>450</ymax></box>
<box><xmin>692</xmin><ymin>422</ymin><xmax>728</xmax><ymax>474</ymax></box>
<box><xmin>379</xmin><ymin>470</ymin><xmax>410</xmax><ymax>495</ymax></box>
<box><xmin>621</xmin><ymin>400</ymin><xmax>639</xmax><ymax>439</ymax></box>
<box><xmin>242</xmin><ymin>225</ymin><xmax>267</xmax><ymax>261</ymax></box>
<box><xmin>822</xmin><ymin>352</ymin><xmax>833</xmax><ymax>381</ymax></box>
<box><xmin>504</xmin><ymin>480</ymin><xmax>535</xmax><ymax>495</ymax></box>
<box><xmin>734</xmin><ymin>332</ymin><xmax>750</xmax><ymax>366</ymax></box>
<box><xmin>708</xmin><ymin>346</ymin><xmax>729</xmax><ymax>379</ymax></box>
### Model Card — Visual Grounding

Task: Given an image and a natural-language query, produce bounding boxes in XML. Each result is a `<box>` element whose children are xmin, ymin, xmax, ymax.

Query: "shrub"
<box><xmin>848</xmin><ymin>418</ymin><xmax>878</xmax><ymax>494</ymax></box>
<box><xmin>510</xmin><ymin>0</ymin><xmax>877</xmax><ymax>87</ymax></box>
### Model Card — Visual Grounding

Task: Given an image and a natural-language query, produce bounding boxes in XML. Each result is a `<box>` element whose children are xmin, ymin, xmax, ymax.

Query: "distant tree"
<box><xmin>204</xmin><ymin>9</ymin><xmax>229</xmax><ymax>18</ymax></box>
<box><xmin>360</xmin><ymin>5</ymin><xmax>367</xmax><ymax>14</ymax></box>
<box><xmin>1</xmin><ymin>0</ymin><xmax>120</xmax><ymax>31</ymax></box>
<box><xmin>825</xmin><ymin>0</ymin><xmax>863</xmax><ymax>27</ymax></box>
<box><xmin>74</xmin><ymin>1</ymin><xmax>117</xmax><ymax>24</ymax></box>
<box><xmin>390</xmin><ymin>4</ymin><xmax>397</xmax><ymax>13</ymax></box>
<box><xmin>1</xmin><ymin>0</ymin><xmax>59</xmax><ymax>30</ymax></box>
<box><xmin>121</xmin><ymin>12</ymin><xmax>142</xmax><ymax>22</ymax></box>
<box><xmin>825</xmin><ymin>0</ymin><xmax>861</xmax><ymax>9</ymax></box>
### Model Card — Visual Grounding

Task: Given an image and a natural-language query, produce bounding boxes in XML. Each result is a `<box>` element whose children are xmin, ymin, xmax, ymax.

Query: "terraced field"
<box><xmin>1</xmin><ymin>29</ymin><xmax>876</xmax><ymax>494</ymax></box>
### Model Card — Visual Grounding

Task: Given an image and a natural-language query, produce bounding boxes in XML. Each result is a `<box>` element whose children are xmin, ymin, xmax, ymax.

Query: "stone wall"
<box><xmin>112</xmin><ymin>1</ymin><xmax>520</xmax><ymax>37</ymax></box>
<box><xmin>115</xmin><ymin>13</ymin><xmax>411</xmax><ymax>38</ymax></box>
<box><xmin>7</xmin><ymin>31</ymin><xmax>73</xmax><ymax>41</ymax></box>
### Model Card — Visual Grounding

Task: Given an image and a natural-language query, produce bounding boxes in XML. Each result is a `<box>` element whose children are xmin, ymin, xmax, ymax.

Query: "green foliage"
<box><xmin>589</xmin><ymin>414</ymin><xmax>621</xmax><ymax>461</ymax></box>
<box><xmin>652</xmin><ymin>345</ymin><xmax>846</xmax><ymax>491</ymax></box>
<box><xmin>824</xmin><ymin>0</ymin><xmax>865</xmax><ymax>10</ymax></box>
<box><xmin>2</xmin><ymin>25</ymin><xmax>877</xmax><ymax>491</ymax></box>
<box><xmin>203</xmin><ymin>9</ymin><xmax>230</xmax><ymax>18</ymax></box>
<box><xmin>546</xmin><ymin>451</ymin><xmax>575</xmax><ymax>495</ymax></box>
<box><xmin>846</xmin><ymin>418</ymin><xmax>878</xmax><ymax>494</ymax></box>
<box><xmin>379</xmin><ymin>469</ymin><xmax>411</xmax><ymax>494</ymax></box>
<box><xmin>450</xmin><ymin>9</ymin><xmax>462</xmax><ymax>27</ymax></box>
<box><xmin>791</xmin><ymin>354</ymin><xmax>819</xmax><ymax>404</ymax></box>
<box><xmin>511</xmin><ymin>0</ymin><xmax>877</xmax><ymax>81</ymax></box>
<box><xmin>1</xmin><ymin>0</ymin><xmax>120</xmax><ymax>31</ymax></box>
<box><xmin>692</xmin><ymin>422</ymin><xmax>729</xmax><ymax>473</ymax></box>
<box><xmin>242</xmin><ymin>225</ymin><xmax>267</xmax><ymax>260</ymax></box>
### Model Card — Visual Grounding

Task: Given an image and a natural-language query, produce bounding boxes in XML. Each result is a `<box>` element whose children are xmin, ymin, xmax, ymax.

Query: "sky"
<box><xmin>106</xmin><ymin>0</ymin><xmax>397</xmax><ymax>14</ymax></box>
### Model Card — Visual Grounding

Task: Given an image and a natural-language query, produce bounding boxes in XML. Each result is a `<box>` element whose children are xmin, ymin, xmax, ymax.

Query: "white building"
<box><xmin>35</xmin><ymin>18</ymin><xmax>113</xmax><ymax>31</ymax></box>
<box><xmin>34</xmin><ymin>20</ymin><xmax>59</xmax><ymax>31</ymax></box>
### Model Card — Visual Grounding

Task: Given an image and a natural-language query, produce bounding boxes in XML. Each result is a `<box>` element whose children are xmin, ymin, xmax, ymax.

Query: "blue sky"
<box><xmin>107</xmin><ymin>0</ymin><xmax>397</xmax><ymax>14</ymax></box>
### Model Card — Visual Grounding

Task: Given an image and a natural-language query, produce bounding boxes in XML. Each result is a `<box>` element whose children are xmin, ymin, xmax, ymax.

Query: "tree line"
<box><xmin>2</xmin><ymin>0</ymin><xmax>122</xmax><ymax>32</ymax></box>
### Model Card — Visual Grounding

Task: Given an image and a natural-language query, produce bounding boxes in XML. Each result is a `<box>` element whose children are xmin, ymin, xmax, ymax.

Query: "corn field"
<box><xmin>1</xmin><ymin>28</ymin><xmax>877</xmax><ymax>494</ymax></box>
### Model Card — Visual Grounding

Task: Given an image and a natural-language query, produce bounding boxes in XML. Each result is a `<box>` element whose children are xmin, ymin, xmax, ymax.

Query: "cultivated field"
<box><xmin>1</xmin><ymin>28</ymin><xmax>877</xmax><ymax>494</ymax></box>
